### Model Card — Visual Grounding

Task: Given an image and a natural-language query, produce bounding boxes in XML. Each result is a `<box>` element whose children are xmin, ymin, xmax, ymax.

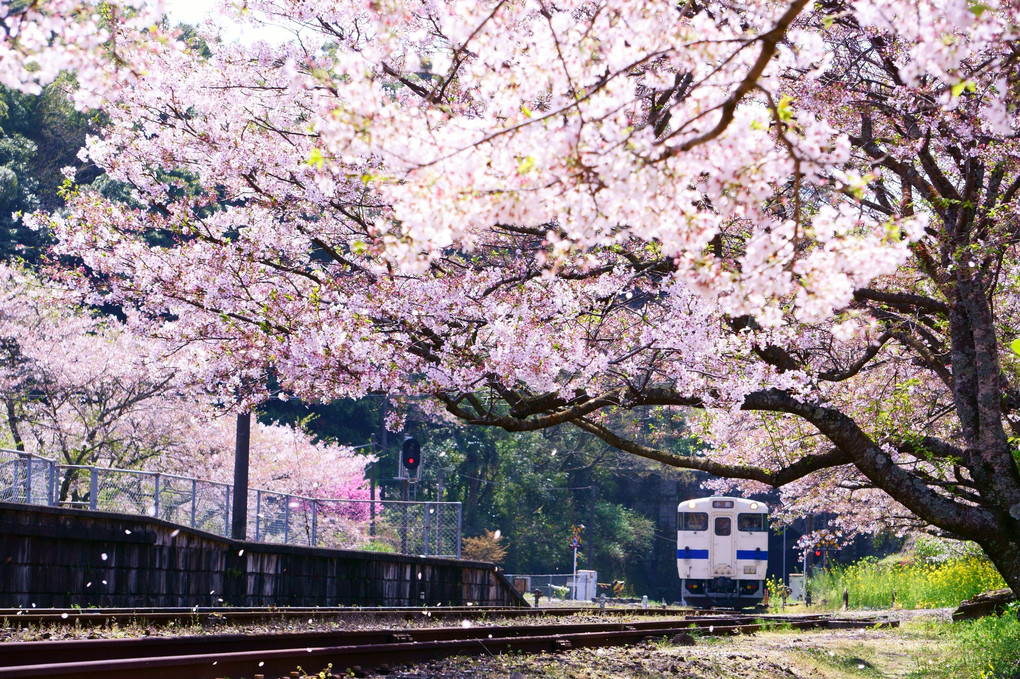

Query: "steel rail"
<box><xmin>0</xmin><ymin>615</ymin><xmax>897</xmax><ymax>679</ymax></box>
<box><xmin>0</xmin><ymin>605</ymin><xmax>747</xmax><ymax>628</ymax></box>
<box><xmin>0</xmin><ymin>615</ymin><xmax>831</xmax><ymax>666</ymax></box>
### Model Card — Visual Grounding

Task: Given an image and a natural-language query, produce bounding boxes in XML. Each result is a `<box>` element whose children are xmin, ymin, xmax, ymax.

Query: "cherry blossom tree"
<box><xmin>162</xmin><ymin>413</ymin><xmax>373</xmax><ymax>504</ymax></box>
<box><xmin>0</xmin><ymin>0</ymin><xmax>170</xmax><ymax>107</ymax></box>
<box><xmin>0</xmin><ymin>262</ymin><xmax>195</xmax><ymax>498</ymax></box>
<box><xmin>0</xmin><ymin>263</ymin><xmax>372</xmax><ymax>507</ymax></box>
<box><xmin>10</xmin><ymin>0</ymin><xmax>1020</xmax><ymax>591</ymax></box>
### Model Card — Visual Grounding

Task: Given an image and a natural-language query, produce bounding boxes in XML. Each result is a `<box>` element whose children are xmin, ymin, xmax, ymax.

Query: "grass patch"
<box><xmin>802</xmin><ymin>644</ymin><xmax>883</xmax><ymax>677</ymax></box>
<box><xmin>752</xmin><ymin>617</ymin><xmax>793</xmax><ymax>632</ymax></box>
<box><xmin>904</xmin><ymin>606</ymin><xmax>1020</xmax><ymax>678</ymax></box>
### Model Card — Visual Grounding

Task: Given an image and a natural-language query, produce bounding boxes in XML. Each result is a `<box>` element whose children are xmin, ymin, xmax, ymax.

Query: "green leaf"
<box><xmin>308</xmin><ymin>148</ymin><xmax>325</xmax><ymax>169</ymax></box>
<box><xmin>1010</xmin><ymin>338</ymin><xmax>1020</xmax><ymax>356</ymax></box>
<box><xmin>517</xmin><ymin>156</ymin><xmax>535</xmax><ymax>174</ymax></box>
<box><xmin>951</xmin><ymin>80</ymin><xmax>976</xmax><ymax>98</ymax></box>
<box><xmin>777</xmin><ymin>95</ymin><xmax>795</xmax><ymax>122</ymax></box>
<box><xmin>969</xmin><ymin>1</ymin><xmax>991</xmax><ymax>16</ymax></box>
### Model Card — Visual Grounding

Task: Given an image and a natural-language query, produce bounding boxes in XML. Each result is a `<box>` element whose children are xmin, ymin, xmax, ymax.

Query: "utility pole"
<box><xmin>370</xmin><ymin>434</ymin><xmax>377</xmax><ymax>537</ymax></box>
<box><xmin>783</xmin><ymin>525</ymin><xmax>787</xmax><ymax>586</ymax></box>
<box><xmin>587</xmin><ymin>485</ymin><xmax>595</xmax><ymax>568</ymax></box>
<box><xmin>436</xmin><ymin>468</ymin><xmax>444</xmax><ymax>556</ymax></box>
<box><xmin>805</xmin><ymin>514</ymin><xmax>815</xmax><ymax>577</ymax></box>
<box><xmin>231</xmin><ymin>412</ymin><xmax>250</xmax><ymax>540</ymax></box>
<box><xmin>379</xmin><ymin>400</ymin><xmax>388</xmax><ymax>471</ymax></box>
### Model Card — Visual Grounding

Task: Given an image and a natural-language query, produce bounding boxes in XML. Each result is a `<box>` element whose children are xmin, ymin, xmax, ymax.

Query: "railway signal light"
<box><xmin>401</xmin><ymin>437</ymin><xmax>421</xmax><ymax>473</ymax></box>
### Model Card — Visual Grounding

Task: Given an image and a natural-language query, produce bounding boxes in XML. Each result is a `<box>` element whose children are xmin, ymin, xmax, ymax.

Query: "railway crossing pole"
<box><xmin>570</xmin><ymin>524</ymin><xmax>584</xmax><ymax>600</ymax></box>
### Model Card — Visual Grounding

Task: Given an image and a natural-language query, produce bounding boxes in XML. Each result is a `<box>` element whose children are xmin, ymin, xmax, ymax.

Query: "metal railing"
<box><xmin>0</xmin><ymin>448</ymin><xmax>461</xmax><ymax>558</ymax></box>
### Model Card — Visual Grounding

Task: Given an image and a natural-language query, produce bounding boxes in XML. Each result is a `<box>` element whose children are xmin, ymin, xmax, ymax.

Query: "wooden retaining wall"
<box><xmin>0</xmin><ymin>502</ymin><xmax>527</xmax><ymax>608</ymax></box>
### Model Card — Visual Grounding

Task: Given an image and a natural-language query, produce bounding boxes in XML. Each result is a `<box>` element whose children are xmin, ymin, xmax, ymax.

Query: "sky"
<box><xmin>164</xmin><ymin>0</ymin><xmax>214</xmax><ymax>26</ymax></box>
<box><xmin>163</xmin><ymin>0</ymin><xmax>300</xmax><ymax>44</ymax></box>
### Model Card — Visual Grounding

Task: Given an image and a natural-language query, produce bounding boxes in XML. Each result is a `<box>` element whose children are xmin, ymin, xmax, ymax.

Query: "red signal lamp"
<box><xmin>401</xmin><ymin>437</ymin><xmax>421</xmax><ymax>472</ymax></box>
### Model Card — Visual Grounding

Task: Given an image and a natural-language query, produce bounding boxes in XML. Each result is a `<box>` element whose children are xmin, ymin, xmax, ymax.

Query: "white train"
<box><xmin>677</xmin><ymin>496</ymin><xmax>768</xmax><ymax>607</ymax></box>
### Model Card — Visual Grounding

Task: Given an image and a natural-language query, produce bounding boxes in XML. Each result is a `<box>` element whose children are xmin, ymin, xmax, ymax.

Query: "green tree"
<box><xmin>0</xmin><ymin>78</ymin><xmax>97</xmax><ymax>264</ymax></box>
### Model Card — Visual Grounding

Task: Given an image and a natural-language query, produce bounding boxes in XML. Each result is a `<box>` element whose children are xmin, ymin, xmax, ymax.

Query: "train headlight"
<box><xmin>750</xmin><ymin>502</ymin><xmax>758</xmax><ymax>510</ymax></box>
<box><xmin>688</xmin><ymin>501</ymin><xmax>697</xmax><ymax>509</ymax></box>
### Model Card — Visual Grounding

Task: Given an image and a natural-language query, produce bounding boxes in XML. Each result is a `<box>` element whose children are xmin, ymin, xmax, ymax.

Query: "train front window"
<box><xmin>680</xmin><ymin>512</ymin><xmax>708</xmax><ymax>531</ymax></box>
<box><xmin>737</xmin><ymin>513</ymin><xmax>765</xmax><ymax>532</ymax></box>
<box><xmin>715</xmin><ymin>517</ymin><xmax>731</xmax><ymax>536</ymax></box>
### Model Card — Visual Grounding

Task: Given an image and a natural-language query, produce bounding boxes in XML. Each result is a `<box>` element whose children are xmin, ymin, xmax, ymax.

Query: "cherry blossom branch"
<box><xmin>572</xmin><ymin>415</ymin><xmax>850</xmax><ymax>486</ymax></box>
<box><xmin>852</xmin><ymin>288</ymin><xmax>949</xmax><ymax>315</ymax></box>
<box><xmin>740</xmin><ymin>388</ymin><xmax>996</xmax><ymax>540</ymax></box>
<box><xmin>669</xmin><ymin>0</ymin><xmax>812</xmax><ymax>154</ymax></box>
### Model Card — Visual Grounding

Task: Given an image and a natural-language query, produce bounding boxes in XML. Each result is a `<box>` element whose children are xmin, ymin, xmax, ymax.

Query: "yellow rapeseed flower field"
<box><xmin>810</xmin><ymin>557</ymin><xmax>1006</xmax><ymax>609</ymax></box>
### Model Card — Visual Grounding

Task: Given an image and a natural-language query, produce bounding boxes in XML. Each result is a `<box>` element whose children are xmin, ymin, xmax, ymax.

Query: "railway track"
<box><xmin>0</xmin><ymin>605</ymin><xmax>735</xmax><ymax>628</ymax></box>
<box><xmin>0</xmin><ymin>613</ymin><xmax>897</xmax><ymax>679</ymax></box>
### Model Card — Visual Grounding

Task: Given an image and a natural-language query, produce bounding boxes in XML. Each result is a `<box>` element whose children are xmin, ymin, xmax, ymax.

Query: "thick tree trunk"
<box><xmin>57</xmin><ymin>467</ymin><xmax>77</xmax><ymax>505</ymax></box>
<box><xmin>4</xmin><ymin>399</ymin><xmax>24</xmax><ymax>451</ymax></box>
<box><xmin>982</xmin><ymin>535</ymin><xmax>1020</xmax><ymax>598</ymax></box>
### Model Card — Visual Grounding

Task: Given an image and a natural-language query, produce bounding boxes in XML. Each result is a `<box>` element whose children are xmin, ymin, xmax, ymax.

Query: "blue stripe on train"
<box><xmin>676</xmin><ymin>549</ymin><xmax>710</xmax><ymax>559</ymax></box>
<box><xmin>737</xmin><ymin>549</ymin><xmax>767</xmax><ymax>560</ymax></box>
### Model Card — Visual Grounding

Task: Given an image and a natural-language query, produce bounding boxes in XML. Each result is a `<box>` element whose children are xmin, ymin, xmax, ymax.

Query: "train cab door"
<box><xmin>710</xmin><ymin>514</ymin><xmax>735</xmax><ymax>577</ymax></box>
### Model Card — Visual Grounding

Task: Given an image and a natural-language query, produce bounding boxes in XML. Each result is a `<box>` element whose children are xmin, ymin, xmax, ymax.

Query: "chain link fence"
<box><xmin>0</xmin><ymin>448</ymin><xmax>460</xmax><ymax>557</ymax></box>
<box><xmin>0</xmin><ymin>450</ymin><xmax>55</xmax><ymax>504</ymax></box>
<box><xmin>251</xmin><ymin>490</ymin><xmax>461</xmax><ymax>556</ymax></box>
